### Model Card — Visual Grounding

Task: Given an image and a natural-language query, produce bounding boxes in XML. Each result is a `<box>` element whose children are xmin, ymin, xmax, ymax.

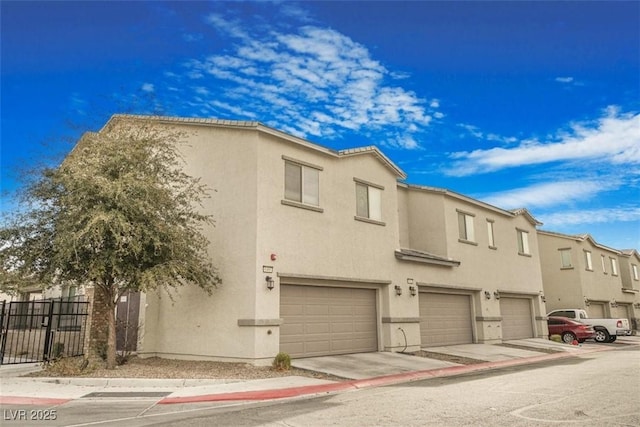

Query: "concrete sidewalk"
<box><xmin>1</xmin><ymin>337</ymin><xmax>635</xmax><ymax>406</ymax></box>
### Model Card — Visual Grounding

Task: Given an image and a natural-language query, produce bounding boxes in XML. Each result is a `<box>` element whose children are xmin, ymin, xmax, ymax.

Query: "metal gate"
<box><xmin>0</xmin><ymin>296</ymin><xmax>89</xmax><ymax>365</ymax></box>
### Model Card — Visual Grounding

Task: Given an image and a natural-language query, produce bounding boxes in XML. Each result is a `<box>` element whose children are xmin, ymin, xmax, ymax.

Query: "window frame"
<box><xmin>632</xmin><ymin>264</ymin><xmax>639</xmax><ymax>281</ymax></box>
<box><xmin>559</xmin><ymin>248</ymin><xmax>573</xmax><ymax>269</ymax></box>
<box><xmin>584</xmin><ymin>250</ymin><xmax>593</xmax><ymax>271</ymax></box>
<box><xmin>610</xmin><ymin>257</ymin><xmax>618</xmax><ymax>276</ymax></box>
<box><xmin>354</xmin><ymin>178</ymin><xmax>385</xmax><ymax>226</ymax></box>
<box><xmin>282</xmin><ymin>156</ymin><xmax>323</xmax><ymax>213</ymax></box>
<box><xmin>487</xmin><ymin>219</ymin><xmax>496</xmax><ymax>249</ymax></box>
<box><xmin>601</xmin><ymin>255</ymin><xmax>607</xmax><ymax>274</ymax></box>
<box><xmin>457</xmin><ymin>210</ymin><xmax>477</xmax><ymax>245</ymax></box>
<box><xmin>516</xmin><ymin>228</ymin><xmax>531</xmax><ymax>256</ymax></box>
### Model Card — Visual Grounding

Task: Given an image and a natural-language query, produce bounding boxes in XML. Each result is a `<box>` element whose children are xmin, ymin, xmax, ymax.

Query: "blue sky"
<box><xmin>2</xmin><ymin>1</ymin><xmax>639</xmax><ymax>250</ymax></box>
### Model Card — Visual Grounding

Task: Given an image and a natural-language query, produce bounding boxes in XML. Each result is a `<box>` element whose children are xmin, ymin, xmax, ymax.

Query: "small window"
<box><xmin>610</xmin><ymin>257</ymin><xmax>618</xmax><ymax>276</ymax></box>
<box><xmin>355</xmin><ymin>181</ymin><xmax>382</xmax><ymax>222</ymax></box>
<box><xmin>584</xmin><ymin>250</ymin><xmax>593</xmax><ymax>271</ymax></box>
<box><xmin>517</xmin><ymin>229</ymin><xmax>530</xmax><ymax>255</ymax></box>
<box><xmin>487</xmin><ymin>220</ymin><xmax>496</xmax><ymax>248</ymax></box>
<box><xmin>633</xmin><ymin>264</ymin><xmax>639</xmax><ymax>281</ymax></box>
<box><xmin>457</xmin><ymin>211</ymin><xmax>476</xmax><ymax>242</ymax></box>
<box><xmin>601</xmin><ymin>255</ymin><xmax>607</xmax><ymax>273</ymax></box>
<box><xmin>560</xmin><ymin>249</ymin><xmax>572</xmax><ymax>268</ymax></box>
<box><xmin>284</xmin><ymin>160</ymin><xmax>320</xmax><ymax>206</ymax></box>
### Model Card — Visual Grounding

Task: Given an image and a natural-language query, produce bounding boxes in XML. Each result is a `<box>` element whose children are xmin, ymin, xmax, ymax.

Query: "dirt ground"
<box><xmin>25</xmin><ymin>350</ymin><xmax>487</xmax><ymax>380</ymax></box>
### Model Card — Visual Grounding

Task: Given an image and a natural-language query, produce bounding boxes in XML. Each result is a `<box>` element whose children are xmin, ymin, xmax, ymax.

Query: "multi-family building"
<box><xmin>538</xmin><ymin>231</ymin><xmax>640</xmax><ymax>331</ymax></box>
<box><xmin>85</xmin><ymin>114</ymin><xmax>549</xmax><ymax>364</ymax></box>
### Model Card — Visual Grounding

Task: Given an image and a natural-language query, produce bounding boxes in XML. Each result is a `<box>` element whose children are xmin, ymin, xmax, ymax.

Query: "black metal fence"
<box><xmin>0</xmin><ymin>296</ymin><xmax>89</xmax><ymax>365</ymax></box>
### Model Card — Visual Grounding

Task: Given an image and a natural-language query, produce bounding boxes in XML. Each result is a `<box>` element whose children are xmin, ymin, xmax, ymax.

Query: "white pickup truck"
<box><xmin>547</xmin><ymin>309</ymin><xmax>631</xmax><ymax>343</ymax></box>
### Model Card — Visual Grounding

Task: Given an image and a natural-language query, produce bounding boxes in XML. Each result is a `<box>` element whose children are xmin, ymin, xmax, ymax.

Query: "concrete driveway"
<box><xmin>291</xmin><ymin>339</ymin><xmax>587</xmax><ymax>380</ymax></box>
<box><xmin>292</xmin><ymin>351</ymin><xmax>459</xmax><ymax>380</ymax></box>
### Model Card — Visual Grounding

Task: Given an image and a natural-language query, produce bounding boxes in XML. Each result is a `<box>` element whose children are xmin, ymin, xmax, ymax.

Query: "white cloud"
<box><xmin>141</xmin><ymin>83</ymin><xmax>155</xmax><ymax>93</ymax></box>
<box><xmin>541</xmin><ymin>207</ymin><xmax>640</xmax><ymax>227</ymax></box>
<box><xmin>447</xmin><ymin>107</ymin><xmax>640</xmax><ymax>176</ymax></box>
<box><xmin>179</xmin><ymin>14</ymin><xmax>436</xmax><ymax>149</ymax></box>
<box><xmin>480</xmin><ymin>180</ymin><xmax>618</xmax><ymax>209</ymax></box>
<box><xmin>555</xmin><ymin>76</ymin><xmax>574</xmax><ymax>83</ymax></box>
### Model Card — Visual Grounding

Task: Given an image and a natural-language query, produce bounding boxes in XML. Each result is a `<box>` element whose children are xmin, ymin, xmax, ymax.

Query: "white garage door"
<box><xmin>419</xmin><ymin>292</ymin><xmax>473</xmax><ymax>347</ymax></box>
<box><xmin>587</xmin><ymin>303</ymin><xmax>606</xmax><ymax>319</ymax></box>
<box><xmin>280</xmin><ymin>285</ymin><xmax>378</xmax><ymax>358</ymax></box>
<box><xmin>611</xmin><ymin>304</ymin><xmax>630</xmax><ymax>323</ymax></box>
<box><xmin>500</xmin><ymin>297</ymin><xmax>534</xmax><ymax>339</ymax></box>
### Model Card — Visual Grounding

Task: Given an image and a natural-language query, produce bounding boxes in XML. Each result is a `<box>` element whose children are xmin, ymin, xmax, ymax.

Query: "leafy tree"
<box><xmin>0</xmin><ymin>116</ymin><xmax>221</xmax><ymax>368</ymax></box>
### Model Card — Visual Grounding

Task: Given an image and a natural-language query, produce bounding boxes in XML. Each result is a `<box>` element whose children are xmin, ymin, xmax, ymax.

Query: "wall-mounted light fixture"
<box><xmin>484</xmin><ymin>291</ymin><xmax>491</xmax><ymax>300</ymax></box>
<box><xmin>493</xmin><ymin>291</ymin><xmax>500</xmax><ymax>300</ymax></box>
<box><xmin>394</xmin><ymin>285</ymin><xmax>403</xmax><ymax>296</ymax></box>
<box><xmin>634</xmin><ymin>303</ymin><xmax>640</xmax><ymax>309</ymax></box>
<box><xmin>266</xmin><ymin>276</ymin><xmax>275</xmax><ymax>290</ymax></box>
<box><xmin>540</xmin><ymin>294</ymin><xmax>546</xmax><ymax>303</ymax></box>
<box><xmin>610</xmin><ymin>299</ymin><xmax>617</xmax><ymax>308</ymax></box>
<box><xmin>583</xmin><ymin>296</ymin><xmax>590</xmax><ymax>307</ymax></box>
<box><xmin>409</xmin><ymin>286</ymin><xmax>417</xmax><ymax>297</ymax></box>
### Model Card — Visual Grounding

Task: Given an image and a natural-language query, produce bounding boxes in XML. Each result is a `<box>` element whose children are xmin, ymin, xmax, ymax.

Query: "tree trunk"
<box><xmin>106</xmin><ymin>298</ymin><xmax>117</xmax><ymax>369</ymax></box>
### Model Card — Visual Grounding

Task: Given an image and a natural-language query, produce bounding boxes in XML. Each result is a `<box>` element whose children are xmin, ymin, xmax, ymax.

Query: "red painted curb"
<box><xmin>0</xmin><ymin>396</ymin><xmax>71</xmax><ymax>406</ymax></box>
<box><xmin>159</xmin><ymin>347</ymin><xmax>612</xmax><ymax>404</ymax></box>
<box><xmin>159</xmin><ymin>381</ymin><xmax>358</xmax><ymax>404</ymax></box>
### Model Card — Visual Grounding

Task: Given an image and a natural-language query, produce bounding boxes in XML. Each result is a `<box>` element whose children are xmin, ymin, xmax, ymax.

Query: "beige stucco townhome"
<box><xmin>538</xmin><ymin>231</ymin><xmax>640</xmax><ymax>332</ymax></box>
<box><xmin>99</xmin><ymin>115</ymin><xmax>549</xmax><ymax>364</ymax></box>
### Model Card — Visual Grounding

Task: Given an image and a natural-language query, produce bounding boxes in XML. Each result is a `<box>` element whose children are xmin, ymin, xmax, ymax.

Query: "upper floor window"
<box><xmin>487</xmin><ymin>220</ymin><xmax>496</xmax><ymax>249</ymax></box>
<box><xmin>584</xmin><ymin>250</ymin><xmax>593</xmax><ymax>271</ymax></box>
<box><xmin>610</xmin><ymin>257</ymin><xmax>618</xmax><ymax>276</ymax></box>
<box><xmin>457</xmin><ymin>210</ymin><xmax>476</xmax><ymax>243</ymax></box>
<box><xmin>633</xmin><ymin>264</ymin><xmax>639</xmax><ymax>281</ymax></box>
<box><xmin>559</xmin><ymin>248</ymin><xmax>572</xmax><ymax>269</ymax></box>
<box><xmin>355</xmin><ymin>179</ymin><xmax>383</xmax><ymax>224</ymax></box>
<box><xmin>601</xmin><ymin>255</ymin><xmax>607</xmax><ymax>274</ymax></box>
<box><xmin>284</xmin><ymin>158</ymin><xmax>320</xmax><ymax>207</ymax></box>
<box><xmin>517</xmin><ymin>229</ymin><xmax>530</xmax><ymax>255</ymax></box>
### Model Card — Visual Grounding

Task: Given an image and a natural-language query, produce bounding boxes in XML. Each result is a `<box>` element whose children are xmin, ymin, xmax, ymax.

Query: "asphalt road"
<box><xmin>2</xmin><ymin>345</ymin><xmax>639</xmax><ymax>426</ymax></box>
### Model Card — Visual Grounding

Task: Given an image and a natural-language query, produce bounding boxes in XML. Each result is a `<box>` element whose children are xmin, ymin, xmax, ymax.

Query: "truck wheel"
<box><xmin>607</xmin><ymin>335</ymin><xmax>617</xmax><ymax>343</ymax></box>
<box><xmin>561</xmin><ymin>332</ymin><xmax>577</xmax><ymax>344</ymax></box>
<box><xmin>594</xmin><ymin>328</ymin><xmax>610</xmax><ymax>343</ymax></box>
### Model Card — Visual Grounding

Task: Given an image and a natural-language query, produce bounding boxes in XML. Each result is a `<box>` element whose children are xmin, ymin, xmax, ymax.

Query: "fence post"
<box><xmin>42</xmin><ymin>300</ymin><xmax>56</xmax><ymax>362</ymax></box>
<box><xmin>0</xmin><ymin>301</ymin><xmax>6</xmax><ymax>365</ymax></box>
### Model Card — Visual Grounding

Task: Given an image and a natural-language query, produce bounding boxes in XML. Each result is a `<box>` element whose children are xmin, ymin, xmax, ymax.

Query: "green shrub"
<box><xmin>273</xmin><ymin>352</ymin><xmax>291</xmax><ymax>371</ymax></box>
<box><xmin>550</xmin><ymin>334</ymin><xmax>562</xmax><ymax>343</ymax></box>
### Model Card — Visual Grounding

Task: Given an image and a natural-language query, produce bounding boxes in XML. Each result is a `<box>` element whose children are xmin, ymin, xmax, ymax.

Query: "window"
<box><xmin>457</xmin><ymin>211</ymin><xmax>475</xmax><ymax>242</ymax></box>
<box><xmin>355</xmin><ymin>180</ymin><xmax>383</xmax><ymax>222</ymax></box>
<box><xmin>284</xmin><ymin>159</ymin><xmax>320</xmax><ymax>207</ymax></box>
<box><xmin>610</xmin><ymin>257</ymin><xmax>618</xmax><ymax>276</ymax></box>
<box><xmin>601</xmin><ymin>255</ymin><xmax>607</xmax><ymax>274</ymax></box>
<box><xmin>584</xmin><ymin>251</ymin><xmax>593</xmax><ymax>271</ymax></box>
<box><xmin>633</xmin><ymin>264</ymin><xmax>639</xmax><ymax>281</ymax></box>
<box><xmin>517</xmin><ymin>229</ymin><xmax>530</xmax><ymax>255</ymax></box>
<box><xmin>487</xmin><ymin>220</ymin><xmax>496</xmax><ymax>248</ymax></box>
<box><xmin>560</xmin><ymin>249</ymin><xmax>572</xmax><ymax>268</ymax></box>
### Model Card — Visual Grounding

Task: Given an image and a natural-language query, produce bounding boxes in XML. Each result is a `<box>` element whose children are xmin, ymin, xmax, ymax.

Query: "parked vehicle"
<box><xmin>547</xmin><ymin>316</ymin><xmax>595</xmax><ymax>343</ymax></box>
<box><xmin>547</xmin><ymin>309</ymin><xmax>631</xmax><ymax>343</ymax></box>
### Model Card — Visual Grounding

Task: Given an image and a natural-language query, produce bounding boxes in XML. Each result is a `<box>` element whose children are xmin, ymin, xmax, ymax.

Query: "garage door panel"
<box><xmin>587</xmin><ymin>303</ymin><xmax>605</xmax><ymax>318</ymax></box>
<box><xmin>280</xmin><ymin>285</ymin><xmax>378</xmax><ymax>358</ymax></box>
<box><xmin>419</xmin><ymin>293</ymin><xmax>473</xmax><ymax>347</ymax></box>
<box><xmin>500</xmin><ymin>297</ymin><xmax>534</xmax><ymax>340</ymax></box>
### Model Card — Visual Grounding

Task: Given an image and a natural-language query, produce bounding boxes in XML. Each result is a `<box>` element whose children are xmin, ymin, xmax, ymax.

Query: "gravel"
<box><xmin>26</xmin><ymin>350</ymin><xmax>498</xmax><ymax>380</ymax></box>
<box><xmin>26</xmin><ymin>356</ymin><xmax>346</xmax><ymax>381</ymax></box>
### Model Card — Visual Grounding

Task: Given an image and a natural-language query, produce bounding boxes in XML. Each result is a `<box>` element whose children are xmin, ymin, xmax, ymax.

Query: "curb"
<box><xmin>159</xmin><ymin>346</ymin><xmax>612</xmax><ymax>404</ymax></box>
<box><xmin>0</xmin><ymin>345</ymin><xmax>616</xmax><ymax>407</ymax></box>
<box><xmin>0</xmin><ymin>396</ymin><xmax>71</xmax><ymax>406</ymax></box>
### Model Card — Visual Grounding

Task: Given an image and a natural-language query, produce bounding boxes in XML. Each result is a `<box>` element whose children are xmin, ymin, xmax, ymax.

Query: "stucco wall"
<box><xmin>139</xmin><ymin>123</ymin><xmax>261</xmax><ymax>361</ymax></box>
